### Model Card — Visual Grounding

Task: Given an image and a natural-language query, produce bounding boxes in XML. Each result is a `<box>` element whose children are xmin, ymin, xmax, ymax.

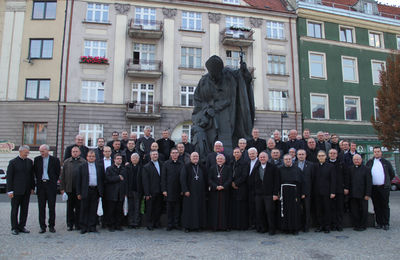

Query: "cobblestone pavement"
<box><xmin>0</xmin><ymin>193</ymin><xmax>399</xmax><ymax>260</ymax></box>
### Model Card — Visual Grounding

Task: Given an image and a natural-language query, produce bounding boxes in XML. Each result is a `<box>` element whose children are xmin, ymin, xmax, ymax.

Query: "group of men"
<box><xmin>6</xmin><ymin>127</ymin><xmax>395</xmax><ymax>236</ymax></box>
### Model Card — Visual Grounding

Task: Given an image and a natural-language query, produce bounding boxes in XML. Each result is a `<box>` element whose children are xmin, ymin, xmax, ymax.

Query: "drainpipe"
<box><xmin>289</xmin><ymin>17</ymin><xmax>298</xmax><ymax>130</ymax></box>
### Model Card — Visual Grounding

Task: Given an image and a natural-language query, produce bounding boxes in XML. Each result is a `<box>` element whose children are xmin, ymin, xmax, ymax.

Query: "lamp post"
<box><xmin>281</xmin><ymin>112</ymin><xmax>288</xmax><ymax>141</ymax></box>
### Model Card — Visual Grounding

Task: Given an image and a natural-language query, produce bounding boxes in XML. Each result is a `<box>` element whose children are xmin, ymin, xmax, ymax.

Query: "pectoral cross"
<box><xmin>194</xmin><ymin>175</ymin><xmax>199</xmax><ymax>181</ymax></box>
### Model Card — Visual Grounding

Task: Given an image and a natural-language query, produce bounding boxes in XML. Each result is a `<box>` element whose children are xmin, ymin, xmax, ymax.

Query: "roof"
<box><xmin>243</xmin><ymin>0</ymin><xmax>289</xmax><ymax>12</ymax></box>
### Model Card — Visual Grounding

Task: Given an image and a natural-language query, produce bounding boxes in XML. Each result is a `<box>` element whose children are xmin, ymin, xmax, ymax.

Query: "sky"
<box><xmin>378</xmin><ymin>0</ymin><xmax>400</xmax><ymax>7</ymax></box>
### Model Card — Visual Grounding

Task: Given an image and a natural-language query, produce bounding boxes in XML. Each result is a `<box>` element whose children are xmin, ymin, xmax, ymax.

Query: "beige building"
<box><xmin>60</xmin><ymin>0</ymin><xmax>301</xmax><ymax>155</ymax></box>
<box><xmin>0</xmin><ymin>0</ymin><xmax>66</xmax><ymax>155</ymax></box>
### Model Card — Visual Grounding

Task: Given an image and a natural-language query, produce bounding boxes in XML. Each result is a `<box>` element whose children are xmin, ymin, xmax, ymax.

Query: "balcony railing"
<box><xmin>126</xmin><ymin>59</ymin><xmax>163</xmax><ymax>78</ymax></box>
<box><xmin>128</xmin><ymin>19</ymin><xmax>163</xmax><ymax>39</ymax></box>
<box><xmin>126</xmin><ymin>101</ymin><xmax>161</xmax><ymax>120</ymax></box>
<box><xmin>221</xmin><ymin>28</ymin><xmax>254</xmax><ymax>47</ymax></box>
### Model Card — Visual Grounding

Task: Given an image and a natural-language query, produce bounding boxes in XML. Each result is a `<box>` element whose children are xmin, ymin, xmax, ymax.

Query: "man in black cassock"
<box><xmin>246</xmin><ymin>128</ymin><xmax>266</xmax><ymax>154</ymax></box>
<box><xmin>208</xmin><ymin>154</ymin><xmax>232</xmax><ymax>231</ymax></box>
<box><xmin>125</xmin><ymin>153</ymin><xmax>142</xmax><ymax>228</ymax></box>
<box><xmin>180</xmin><ymin>152</ymin><xmax>208</xmax><ymax>232</ymax></box>
<box><xmin>278</xmin><ymin>154</ymin><xmax>305</xmax><ymax>235</ymax></box>
<box><xmin>157</xmin><ymin>130</ymin><xmax>175</xmax><ymax>160</ymax></box>
<box><xmin>161</xmin><ymin>148</ymin><xmax>183</xmax><ymax>230</ymax></box>
<box><xmin>136</xmin><ymin>126</ymin><xmax>155</xmax><ymax>163</ymax></box>
<box><xmin>230</xmin><ymin>147</ymin><xmax>249</xmax><ymax>230</ymax></box>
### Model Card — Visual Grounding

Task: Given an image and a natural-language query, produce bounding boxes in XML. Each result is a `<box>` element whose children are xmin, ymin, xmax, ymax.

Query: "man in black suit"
<box><xmin>286</xmin><ymin>129</ymin><xmax>305</xmax><ymax>151</ymax></box>
<box><xmin>136</xmin><ymin>126</ymin><xmax>155</xmax><ymax>163</ymax></box>
<box><xmin>247</xmin><ymin>147</ymin><xmax>258</xmax><ymax>229</ymax></box>
<box><xmin>126</xmin><ymin>153</ymin><xmax>143</xmax><ymax>228</ymax></box>
<box><xmin>273</xmin><ymin>130</ymin><xmax>288</xmax><ymax>155</ymax></box>
<box><xmin>76</xmin><ymin>150</ymin><xmax>104</xmax><ymax>234</ymax></box>
<box><xmin>246</xmin><ymin>128</ymin><xmax>266</xmax><ymax>154</ymax></box>
<box><xmin>111</xmin><ymin>140</ymin><xmax>126</xmax><ymax>165</ymax></box>
<box><xmin>94</xmin><ymin>137</ymin><xmax>105</xmax><ymax>161</ymax></box>
<box><xmin>181</xmin><ymin>133</ymin><xmax>195</xmax><ymax>154</ymax></box>
<box><xmin>157</xmin><ymin>130</ymin><xmax>175</xmax><ymax>161</ymax></box>
<box><xmin>142</xmin><ymin>150</ymin><xmax>163</xmax><ymax>230</ymax></box>
<box><xmin>33</xmin><ymin>144</ymin><xmax>61</xmax><ymax>233</ymax></box>
<box><xmin>104</xmin><ymin>154</ymin><xmax>127</xmax><ymax>232</ymax></box>
<box><xmin>206</xmin><ymin>141</ymin><xmax>231</xmax><ymax>169</ymax></box>
<box><xmin>161</xmin><ymin>148</ymin><xmax>183</xmax><ymax>230</ymax></box>
<box><xmin>7</xmin><ymin>145</ymin><xmax>35</xmax><ymax>235</ymax></box>
<box><xmin>106</xmin><ymin>131</ymin><xmax>120</xmax><ymax>148</ymax></box>
<box><xmin>64</xmin><ymin>135</ymin><xmax>89</xmax><ymax>161</ymax></box>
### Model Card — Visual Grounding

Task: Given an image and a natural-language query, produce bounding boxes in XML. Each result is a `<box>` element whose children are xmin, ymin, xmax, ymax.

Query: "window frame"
<box><xmin>131</xmin><ymin>125</ymin><xmax>154</xmax><ymax>138</ymax></box>
<box><xmin>22</xmin><ymin>122</ymin><xmax>48</xmax><ymax>146</ymax></box>
<box><xmin>81</xmin><ymin>81</ymin><xmax>105</xmax><ymax>103</ymax></box>
<box><xmin>373</xmin><ymin>97</ymin><xmax>379</xmax><ymax>120</ymax></box>
<box><xmin>266</xmin><ymin>20</ymin><xmax>285</xmax><ymax>40</ymax></box>
<box><xmin>268</xmin><ymin>90</ymin><xmax>288</xmax><ymax>111</ymax></box>
<box><xmin>134</xmin><ymin>7</ymin><xmax>156</xmax><ymax>29</ymax></box>
<box><xmin>86</xmin><ymin>3</ymin><xmax>109</xmax><ymax>23</ymax></box>
<box><xmin>308</xmin><ymin>51</ymin><xmax>327</xmax><ymax>80</ymax></box>
<box><xmin>310</xmin><ymin>93</ymin><xmax>329</xmax><ymax>120</ymax></box>
<box><xmin>368</xmin><ymin>31</ymin><xmax>384</xmax><ymax>48</ymax></box>
<box><xmin>180</xmin><ymin>86</ymin><xmax>196</xmax><ymax>107</ymax></box>
<box><xmin>180</xmin><ymin>47</ymin><xmax>202</xmax><ymax>69</ymax></box>
<box><xmin>397</xmin><ymin>35</ymin><xmax>400</xmax><ymax>50</ymax></box>
<box><xmin>341</xmin><ymin>56</ymin><xmax>359</xmax><ymax>83</ymax></box>
<box><xmin>181</xmin><ymin>11</ymin><xmax>202</xmax><ymax>31</ymax></box>
<box><xmin>25</xmin><ymin>79</ymin><xmax>50</xmax><ymax>100</ymax></box>
<box><xmin>339</xmin><ymin>25</ymin><xmax>355</xmax><ymax>43</ymax></box>
<box><xmin>84</xmin><ymin>40</ymin><xmax>107</xmax><ymax>57</ymax></box>
<box><xmin>226</xmin><ymin>50</ymin><xmax>245</xmax><ymax>69</ymax></box>
<box><xmin>344</xmin><ymin>96</ymin><xmax>361</xmax><ymax>121</ymax></box>
<box><xmin>267</xmin><ymin>54</ymin><xmax>286</xmax><ymax>75</ymax></box>
<box><xmin>79</xmin><ymin>124</ymin><xmax>104</xmax><ymax>148</ymax></box>
<box><xmin>32</xmin><ymin>1</ymin><xmax>57</xmax><ymax>20</ymax></box>
<box><xmin>223</xmin><ymin>0</ymin><xmax>240</xmax><ymax>4</ymax></box>
<box><xmin>29</xmin><ymin>38</ymin><xmax>54</xmax><ymax>59</ymax></box>
<box><xmin>306</xmin><ymin>20</ymin><xmax>324</xmax><ymax>39</ymax></box>
<box><xmin>371</xmin><ymin>60</ymin><xmax>386</xmax><ymax>86</ymax></box>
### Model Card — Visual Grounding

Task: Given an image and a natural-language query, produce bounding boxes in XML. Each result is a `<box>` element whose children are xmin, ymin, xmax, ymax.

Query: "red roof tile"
<box><xmin>243</xmin><ymin>0</ymin><xmax>289</xmax><ymax>12</ymax></box>
<box><xmin>319</xmin><ymin>0</ymin><xmax>400</xmax><ymax>18</ymax></box>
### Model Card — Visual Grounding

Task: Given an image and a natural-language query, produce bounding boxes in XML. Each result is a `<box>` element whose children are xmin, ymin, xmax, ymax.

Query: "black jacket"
<box><xmin>295</xmin><ymin>160</ymin><xmax>314</xmax><ymax>197</ymax></box>
<box><xmin>142</xmin><ymin>160</ymin><xmax>163</xmax><ymax>196</ymax></box>
<box><xmin>7</xmin><ymin>156</ymin><xmax>35</xmax><ymax>195</ymax></box>
<box><xmin>76</xmin><ymin>161</ymin><xmax>105</xmax><ymax>199</ymax></box>
<box><xmin>230</xmin><ymin>157</ymin><xmax>249</xmax><ymax>200</ymax></box>
<box><xmin>254</xmin><ymin>162</ymin><xmax>279</xmax><ymax>196</ymax></box>
<box><xmin>275</xmin><ymin>140</ymin><xmax>288</xmax><ymax>155</ymax></box>
<box><xmin>366</xmin><ymin>157</ymin><xmax>395</xmax><ymax>188</ymax></box>
<box><xmin>33</xmin><ymin>155</ymin><xmax>60</xmax><ymax>190</ymax></box>
<box><xmin>126</xmin><ymin>163</ymin><xmax>143</xmax><ymax>196</ymax></box>
<box><xmin>286</xmin><ymin>139</ymin><xmax>305</xmax><ymax>151</ymax></box>
<box><xmin>64</xmin><ymin>144</ymin><xmax>89</xmax><ymax>162</ymax></box>
<box><xmin>157</xmin><ymin>138</ymin><xmax>175</xmax><ymax>160</ymax></box>
<box><xmin>313</xmin><ymin>162</ymin><xmax>336</xmax><ymax>196</ymax></box>
<box><xmin>328</xmin><ymin>159</ymin><xmax>348</xmax><ymax>194</ymax></box>
<box><xmin>208</xmin><ymin>165</ymin><xmax>232</xmax><ymax>191</ymax></box>
<box><xmin>104</xmin><ymin>164</ymin><xmax>127</xmax><ymax>201</ymax></box>
<box><xmin>206</xmin><ymin>151</ymin><xmax>231</xmax><ymax>169</ymax></box>
<box><xmin>183</xmin><ymin>142</ymin><xmax>195</xmax><ymax>154</ymax></box>
<box><xmin>246</xmin><ymin>138</ymin><xmax>266</xmax><ymax>154</ymax></box>
<box><xmin>306</xmin><ymin>148</ymin><xmax>318</xmax><ymax>163</ymax></box>
<box><xmin>348</xmin><ymin>165</ymin><xmax>372</xmax><ymax>199</ymax></box>
<box><xmin>161</xmin><ymin>159</ymin><xmax>183</xmax><ymax>201</ymax></box>
<box><xmin>94</xmin><ymin>147</ymin><xmax>104</xmax><ymax>161</ymax></box>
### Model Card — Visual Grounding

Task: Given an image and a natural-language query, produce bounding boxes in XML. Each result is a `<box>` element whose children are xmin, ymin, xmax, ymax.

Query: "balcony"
<box><xmin>221</xmin><ymin>28</ymin><xmax>254</xmax><ymax>47</ymax></box>
<box><xmin>128</xmin><ymin>19</ymin><xmax>163</xmax><ymax>39</ymax></box>
<box><xmin>126</xmin><ymin>59</ymin><xmax>163</xmax><ymax>78</ymax></box>
<box><xmin>126</xmin><ymin>101</ymin><xmax>161</xmax><ymax>120</ymax></box>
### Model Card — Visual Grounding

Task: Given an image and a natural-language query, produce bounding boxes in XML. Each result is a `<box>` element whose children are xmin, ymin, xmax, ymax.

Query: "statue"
<box><xmin>192</xmin><ymin>50</ymin><xmax>255</xmax><ymax>159</ymax></box>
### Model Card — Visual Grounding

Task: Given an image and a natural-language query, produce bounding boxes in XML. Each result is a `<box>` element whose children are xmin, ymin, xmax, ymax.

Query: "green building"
<box><xmin>288</xmin><ymin>0</ymin><xmax>400</xmax><ymax>153</ymax></box>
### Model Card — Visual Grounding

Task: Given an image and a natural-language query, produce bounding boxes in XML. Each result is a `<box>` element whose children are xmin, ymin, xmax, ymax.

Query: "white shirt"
<box><xmin>261</xmin><ymin>163</ymin><xmax>266</xmax><ymax>169</ymax></box>
<box><xmin>371</xmin><ymin>158</ymin><xmax>385</xmax><ymax>185</ymax></box>
<box><xmin>88</xmin><ymin>162</ymin><xmax>97</xmax><ymax>186</ymax></box>
<box><xmin>153</xmin><ymin>161</ymin><xmax>160</xmax><ymax>175</ymax></box>
<box><xmin>103</xmin><ymin>157</ymin><xmax>112</xmax><ymax>171</ymax></box>
<box><xmin>249</xmin><ymin>158</ymin><xmax>258</xmax><ymax>175</ymax></box>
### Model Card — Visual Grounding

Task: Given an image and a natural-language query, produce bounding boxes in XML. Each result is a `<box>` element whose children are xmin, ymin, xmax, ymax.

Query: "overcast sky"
<box><xmin>378</xmin><ymin>0</ymin><xmax>400</xmax><ymax>6</ymax></box>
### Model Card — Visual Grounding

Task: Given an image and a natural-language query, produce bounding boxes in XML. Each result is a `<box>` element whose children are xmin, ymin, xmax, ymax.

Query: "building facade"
<box><xmin>289</xmin><ymin>0</ymin><xmax>400</xmax><ymax>152</ymax></box>
<box><xmin>59</xmin><ymin>0</ymin><xmax>301</xmax><ymax>156</ymax></box>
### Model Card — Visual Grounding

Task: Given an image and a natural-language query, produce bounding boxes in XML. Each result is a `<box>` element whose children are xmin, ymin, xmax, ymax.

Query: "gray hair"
<box><xmin>248</xmin><ymin>147</ymin><xmax>258</xmax><ymax>154</ymax></box>
<box><xmin>216</xmin><ymin>154</ymin><xmax>226</xmax><ymax>160</ymax></box>
<box><xmin>131</xmin><ymin>153</ymin><xmax>139</xmax><ymax>159</ymax></box>
<box><xmin>214</xmin><ymin>141</ymin><xmax>223</xmax><ymax>146</ymax></box>
<box><xmin>39</xmin><ymin>144</ymin><xmax>50</xmax><ymax>150</ymax></box>
<box><xmin>289</xmin><ymin>147</ymin><xmax>296</xmax><ymax>152</ymax></box>
<box><xmin>19</xmin><ymin>145</ymin><xmax>30</xmax><ymax>152</ymax></box>
<box><xmin>150</xmin><ymin>150</ymin><xmax>158</xmax><ymax>156</ymax></box>
<box><xmin>238</xmin><ymin>138</ymin><xmax>247</xmax><ymax>143</ymax></box>
<box><xmin>144</xmin><ymin>126</ymin><xmax>152</xmax><ymax>131</ymax></box>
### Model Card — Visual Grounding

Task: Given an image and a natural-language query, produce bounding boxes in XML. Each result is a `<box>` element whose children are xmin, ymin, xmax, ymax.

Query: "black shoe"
<box><xmin>49</xmin><ymin>227</ymin><xmax>56</xmax><ymax>233</ymax></box>
<box><xmin>166</xmin><ymin>227</ymin><xmax>173</xmax><ymax>231</ymax></box>
<box><xmin>324</xmin><ymin>229</ymin><xmax>330</xmax><ymax>234</ymax></box>
<box><xmin>185</xmin><ymin>228</ymin><xmax>190</xmax><ymax>233</ymax></box>
<box><xmin>383</xmin><ymin>225</ymin><xmax>389</xmax><ymax>231</ymax></box>
<box><xmin>108</xmin><ymin>227</ymin><xmax>115</xmax><ymax>232</ymax></box>
<box><xmin>19</xmin><ymin>228</ymin><xmax>30</xmax><ymax>233</ymax></box>
<box><xmin>337</xmin><ymin>227</ymin><xmax>343</xmax><ymax>232</ymax></box>
<box><xmin>359</xmin><ymin>227</ymin><xmax>366</xmax><ymax>231</ymax></box>
<box><xmin>39</xmin><ymin>228</ymin><xmax>46</xmax><ymax>234</ymax></box>
<box><xmin>67</xmin><ymin>226</ymin><xmax>73</xmax><ymax>231</ymax></box>
<box><xmin>353</xmin><ymin>227</ymin><xmax>360</xmax><ymax>231</ymax></box>
<box><xmin>269</xmin><ymin>230</ymin><xmax>276</xmax><ymax>236</ymax></box>
<box><xmin>147</xmin><ymin>226</ymin><xmax>153</xmax><ymax>231</ymax></box>
<box><xmin>115</xmin><ymin>226</ymin><xmax>123</xmax><ymax>231</ymax></box>
<box><xmin>80</xmin><ymin>229</ymin><xmax>87</xmax><ymax>234</ymax></box>
<box><xmin>375</xmin><ymin>225</ymin><xmax>383</xmax><ymax>229</ymax></box>
<box><xmin>11</xmin><ymin>229</ymin><xmax>19</xmax><ymax>235</ymax></box>
<box><xmin>89</xmin><ymin>228</ymin><xmax>98</xmax><ymax>233</ymax></box>
<box><xmin>128</xmin><ymin>225</ymin><xmax>135</xmax><ymax>229</ymax></box>
<box><xmin>315</xmin><ymin>227</ymin><xmax>322</xmax><ymax>232</ymax></box>
<box><xmin>75</xmin><ymin>227</ymin><xmax>81</xmax><ymax>230</ymax></box>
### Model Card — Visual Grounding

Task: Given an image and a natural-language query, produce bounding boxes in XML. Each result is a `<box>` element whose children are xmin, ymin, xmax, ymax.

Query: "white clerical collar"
<box><xmin>330</xmin><ymin>159</ymin><xmax>336</xmax><ymax>162</ymax></box>
<box><xmin>104</xmin><ymin>157</ymin><xmax>111</xmax><ymax>160</ymax></box>
<box><xmin>374</xmin><ymin>158</ymin><xmax>381</xmax><ymax>161</ymax></box>
<box><xmin>261</xmin><ymin>164</ymin><xmax>266</xmax><ymax>169</ymax></box>
<box><xmin>251</xmin><ymin>158</ymin><xmax>258</xmax><ymax>163</ymax></box>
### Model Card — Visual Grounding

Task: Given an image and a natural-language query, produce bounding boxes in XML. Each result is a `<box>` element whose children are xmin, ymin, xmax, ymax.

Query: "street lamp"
<box><xmin>281</xmin><ymin>112</ymin><xmax>288</xmax><ymax>141</ymax></box>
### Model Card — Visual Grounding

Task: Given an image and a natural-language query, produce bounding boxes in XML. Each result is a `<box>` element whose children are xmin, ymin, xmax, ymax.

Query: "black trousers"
<box><xmin>371</xmin><ymin>185</ymin><xmax>390</xmax><ymax>226</ymax></box>
<box><xmin>350</xmin><ymin>198</ymin><xmax>368</xmax><ymax>229</ymax></box>
<box><xmin>248</xmin><ymin>190</ymin><xmax>256</xmax><ymax>227</ymax></box>
<box><xmin>145</xmin><ymin>194</ymin><xmax>163</xmax><ymax>228</ymax></box>
<box><xmin>301</xmin><ymin>196</ymin><xmax>311</xmax><ymax>231</ymax></box>
<box><xmin>37</xmin><ymin>182</ymin><xmax>57</xmax><ymax>229</ymax></box>
<box><xmin>331</xmin><ymin>193</ymin><xmax>344</xmax><ymax>228</ymax></box>
<box><xmin>106</xmin><ymin>200</ymin><xmax>123</xmax><ymax>228</ymax></box>
<box><xmin>66</xmin><ymin>190</ymin><xmax>80</xmax><ymax>229</ymax></box>
<box><xmin>167</xmin><ymin>200</ymin><xmax>181</xmax><ymax>228</ymax></box>
<box><xmin>315</xmin><ymin>195</ymin><xmax>331</xmax><ymax>230</ymax></box>
<box><xmin>80</xmin><ymin>187</ymin><xmax>99</xmax><ymax>231</ymax></box>
<box><xmin>128</xmin><ymin>192</ymin><xmax>142</xmax><ymax>226</ymax></box>
<box><xmin>255</xmin><ymin>195</ymin><xmax>275</xmax><ymax>232</ymax></box>
<box><xmin>10</xmin><ymin>192</ymin><xmax>30</xmax><ymax>231</ymax></box>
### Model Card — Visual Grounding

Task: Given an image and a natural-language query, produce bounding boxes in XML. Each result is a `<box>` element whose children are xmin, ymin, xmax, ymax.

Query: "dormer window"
<box><xmin>364</xmin><ymin>2</ymin><xmax>373</xmax><ymax>14</ymax></box>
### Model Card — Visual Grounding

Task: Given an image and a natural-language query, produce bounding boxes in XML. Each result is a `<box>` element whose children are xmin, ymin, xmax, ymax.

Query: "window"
<box><xmin>131</xmin><ymin>125</ymin><xmax>154</xmax><ymax>138</ymax></box>
<box><xmin>226</xmin><ymin>50</ymin><xmax>244</xmax><ymax>69</ymax></box>
<box><xmin>25</xmin><ymin>79</ymin><xmax>50</xmax><ymax>100</ymax></box>
<box><xmin>397</xmin><ymin>36</ymin><xmax>400</xmax><ymax>50</ymax></box>
<box><xmin>269</xmin><ymin>90</ymin><xmax>288</xmax><ymax>111</ymax></box>
<box><xmin>29</xmin><ymin>39</ymin><xmax>53</xmax><ymax>59</ymax></box>
<box><xmin>23</xmin><ymin>123</ymin><xmax>47</xmax><ymax>146</ymax></box>
<box><xmin>223</xmin><ymin>0</ymin><xmax>240</xmax><ymax>4</ymax></box>
<box><xmin>181</xmin><ymin>11</ymin><xmax>202</xmax><ymax>31</ymax></box>
<box><xmin>32</xmin><ymin>1</ymin><xmax>56</xmax><ymax>19</ymax></box>
<box><xmin>79</xmin><ymin>124</ymin><xmax>103</xmax><ymax>148</ymax></box>
<box><xmin>135</xmin><ymin>7</ymin><xmax>156</xmax><ymax>29</ymax></box>
<box><xmin>131</xmin><ymin>83</ymin><xmax>154</xmax><ymax>113</ymax></box>
<box><xmin>268</xmin><ymin>55</ymin><xmax>286</xmax><ymax>75</ymax></box>
<box><xmin>182</xmin><ymin>124</ymin><xmax>192</xmax><ymax>140</ymax></box>
<box><xmin>309</xmin><ymin>52</ymin><xmax>326</xmax><ymax>79</ymax></box>
<box><xmin>339</xmin><ymin>26</ymin><xmax>354</xmax><ymax>43</ymax></box>
<box><xmin>181</xmin><ymin>47</ymin><xmax>202</xmax><ymax>69</ymax></box>
<box><xmin>307</xmin><ymin>21</ymin><xmax>323</xmax><ymax>38</ymax></box>
<box><xmin>86</xmin><ymin>3</ymin><xmax>109</xmax><ymax>23</ymax></box>
<box><xmin>342</xmin><ymin>56</ymin><xmax>358</xmax><ymax>83</ymax></box>
<box><xmin>369</xmin><ymin>32</ymin><xmax>383</xmax><ymax>48</ymax></box>
<box><xmin>364</xmin><ymin>3</ymin><xmax>373</xmax><ymax>14</ymax></box>
<box><xmin>371</xmin><ymin>60</ymin><xmax>385</xmax><ymax>85</ymax></box>
<box><xmin>81</xmin><ymin>81</ymin><xmax>104</xmax><ymax>103</ymax></box>
<box><xmin>133</xmin><ymin>43</ymin><xmax>156</xmax><ymax>69</ymax></box>
<box><xmin>226</xmin><ymin>16</ymin><xmax>245</xmax><ymax>38</ymax></box>
<box><xmin>84</xmin><ymin>40</ymin><xmax>107</xmax><ymax>57</ymax></box>
<box><xmin>310</xmin><ymin>94</ymin><xmax>329</xmax><ymax>119</ymax></box>
<box><xmin>344</xmin><ymin>96</ymin><xmax>361</xmax><ymax>121</ymax></box>
<box><xmin>266</xmin><ymin>21</ymin><xmax>284</xmax><ymax>40</ymax></box>
<box><xmin>180</xmin><ymin>86</ymin><xmax>195</xmax><ymax>107</ymax></box>
<box><xmin>374</xmin><ymin>98</ymin><xmax>379</xmax><ymax>120</ymax></box>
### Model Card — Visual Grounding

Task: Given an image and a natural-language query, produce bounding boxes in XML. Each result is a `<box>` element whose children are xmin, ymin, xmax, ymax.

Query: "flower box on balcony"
<box><xmin>79</xmin><ymin>56</ymin><xmax>109</xmax><ymax>64</ymax></box>
<box><xmin>229</xmin><ymin>25</ymin><xmax>252</xmax><ymax>32</ymax></box>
